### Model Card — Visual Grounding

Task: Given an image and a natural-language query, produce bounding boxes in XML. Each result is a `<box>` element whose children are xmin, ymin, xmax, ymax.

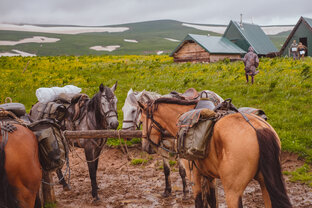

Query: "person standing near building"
<box><xmin>243</xmin><ymin>46</ymin><xmax>259</xmax><ymax>84</ymax></box>
<box><xmin>289</xmin><ymin>39</ymin><xmax>298</xmax><ymax>60</ymax></box>
<box><xmin>297</xmin><ymin>42</ymin><xmax>307</xmax><ymax>60</ymax></box>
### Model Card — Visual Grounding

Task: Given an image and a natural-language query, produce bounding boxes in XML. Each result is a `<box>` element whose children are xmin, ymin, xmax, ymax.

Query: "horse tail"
<box><xmin>256</xmin><ymin>128</ymin><xmax>292</xmax><ymax>208</ymax></box>
<box><xmin>0</xmin><ymin>136</ymin><xmax>20</xmax><ymax>208</ymax></box>
<box><xmin>34</xmin><ymin>193</ymin><xmax>41</xmax><ymax>208</ymax></box>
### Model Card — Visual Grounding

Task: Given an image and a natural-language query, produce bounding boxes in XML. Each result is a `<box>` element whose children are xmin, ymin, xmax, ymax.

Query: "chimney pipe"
<box><xmin>240</xmin><ymin>13</ymin><xmax>243</xmax><ymax>28</ymax></box>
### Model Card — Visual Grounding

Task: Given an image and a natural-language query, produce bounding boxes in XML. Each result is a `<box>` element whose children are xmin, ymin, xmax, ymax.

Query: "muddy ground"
<box><xmin>52</xmin><ymin>145</ymin><xmax>312</xmax><ymax>208</ymax></box>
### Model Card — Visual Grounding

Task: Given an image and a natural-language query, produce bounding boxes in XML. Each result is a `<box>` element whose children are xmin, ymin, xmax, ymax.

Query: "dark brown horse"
<box><xmin>0</xmin><ymin>122</ymin><xmax>42</xmax><ymax>208</ymax></box>
<box><xmin>56</xmin><ymin>83</ymin><xmax>118</xmax><ymax>202</ymax></box>
<box><xmin>138</xmin><ymin>98</ymin><xmax>292</xmax><ymax>208</ymax></box>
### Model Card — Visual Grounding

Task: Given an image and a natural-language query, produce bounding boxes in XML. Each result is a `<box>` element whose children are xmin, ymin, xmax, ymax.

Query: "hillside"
<box><xmin>0</xmin><ymin>20</ymin><xmax>291</xmax><ymax>56</ymax></box>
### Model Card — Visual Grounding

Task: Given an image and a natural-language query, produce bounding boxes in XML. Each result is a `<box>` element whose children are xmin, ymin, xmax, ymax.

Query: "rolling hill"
<box><xmin>0</xmin><ymin>20</ymin><xmax>292</xmax><ymax>56</ymax></box>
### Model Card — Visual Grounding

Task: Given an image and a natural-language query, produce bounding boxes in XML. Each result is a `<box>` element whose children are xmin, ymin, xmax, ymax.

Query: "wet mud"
<box><xmin>53</xmin><ymin>146</ymin><xmax>312</xmax><ymax>207</ymax></box>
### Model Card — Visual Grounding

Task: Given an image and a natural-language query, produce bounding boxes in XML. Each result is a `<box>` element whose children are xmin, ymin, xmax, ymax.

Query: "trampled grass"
<box><xmin>0</xmin><ymin>55</ymin><xmax>311</xmax><ymax>164</ymax></box>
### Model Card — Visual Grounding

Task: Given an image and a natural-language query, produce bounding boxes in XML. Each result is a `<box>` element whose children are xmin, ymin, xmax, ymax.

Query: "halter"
<box><xmin>122</xmin><ymin>107</ymin><xmax>142</xmax><ymax>130</ymax></box>
<box><xmin>101</xmin><ymin>94</ymin><xmax>118</xmax><ymax>120</ymax></box>
<box><xmin>143</xmin><ymin>102</ymin><xmax>177</xmax><ymax>154</ymax></box>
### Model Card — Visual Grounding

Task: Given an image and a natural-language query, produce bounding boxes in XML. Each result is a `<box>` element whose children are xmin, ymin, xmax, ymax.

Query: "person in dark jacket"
<box><xmin>243</xmin><ymin>46</ymin><xmax>259</xmax><ymax>84</ymax></box>
<box><xmin>297</xmin><ymin>42</ymin><xmax>307</xmax><ymax>60</ymax></box>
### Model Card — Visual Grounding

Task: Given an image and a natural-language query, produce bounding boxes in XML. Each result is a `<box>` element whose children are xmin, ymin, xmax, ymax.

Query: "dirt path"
<box><xmin>52</xmin><ymin>145</ymin><xmax>312</xmax><ymax>207</ymax></box>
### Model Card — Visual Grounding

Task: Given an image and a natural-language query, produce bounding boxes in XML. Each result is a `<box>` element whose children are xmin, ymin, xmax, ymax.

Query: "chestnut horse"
<box><xmin>138</xmin><ymin>98</ymin><xmax>292</xmax><ymax>208</ymax></box>
<box><xmin>0</xmin><ymin>122</ymin><xmax>42</xmax><ymax>208</ymax></box>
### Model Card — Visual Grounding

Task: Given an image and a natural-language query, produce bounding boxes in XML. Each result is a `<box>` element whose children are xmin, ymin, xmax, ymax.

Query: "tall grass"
<box><xmin>0</xmin><ymin>55</ymin><xmax>311</xmax><ymax>162</ymax></box>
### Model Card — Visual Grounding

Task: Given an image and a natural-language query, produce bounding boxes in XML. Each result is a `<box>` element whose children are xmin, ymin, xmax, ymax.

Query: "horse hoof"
<box><xmin>63</xmin><ymin>184</ymin><xmax>71</xmax><ymax>191</ymax></box>
<box><xmin>162</xmin><ymin>192</ymin><xmax>171</xmax><ymax>198</ymax></box>
<box><xmin>91</xmin><ymin>197</ymin><xmax>101</xmax><ymax>205</ymax></box>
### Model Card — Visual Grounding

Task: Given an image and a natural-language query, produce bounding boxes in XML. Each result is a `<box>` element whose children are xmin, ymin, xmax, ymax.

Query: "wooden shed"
<box><xmin>223</xmin><ymin>20</ymin><xmax>278</xmax><ymax>56</ymax></box>
<box><xmin>170</xmin><ymin>34</ymin><xmax>246</xmax><ymax>63</ymax></box>
<box><xmin>280</xmin><ymin>16</ymin><xmax>312</xmax><ymax>57</ymax></box>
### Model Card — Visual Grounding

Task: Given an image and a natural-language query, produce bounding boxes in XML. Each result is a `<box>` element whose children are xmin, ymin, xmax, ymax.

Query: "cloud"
<box><xmin>0</xmin><ymin>0</ymin><xmax>311</xmax><ymax>26</ymax></box>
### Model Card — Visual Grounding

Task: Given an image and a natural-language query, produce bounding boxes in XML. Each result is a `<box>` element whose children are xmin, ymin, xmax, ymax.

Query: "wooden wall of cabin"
<box><xmin>210</xmin><ymin>54</ymin><xmax>241</xmax><ymax>62</ymax></box>
<box><xmin>173</xmin><ymin>42</ymin><xmax>210</xmax><ymax>62</ymax></box>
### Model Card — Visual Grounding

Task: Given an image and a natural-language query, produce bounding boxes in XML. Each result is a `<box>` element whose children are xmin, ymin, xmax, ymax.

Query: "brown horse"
<box><xmin>0</xmin><ymin>123</ymin><xmax>42</xmax><ymax>208</ymax></box>
<box><xmin>138</xmin><ymin>98</ymin><xmax>292</xmax><ymax>208</ymax></box>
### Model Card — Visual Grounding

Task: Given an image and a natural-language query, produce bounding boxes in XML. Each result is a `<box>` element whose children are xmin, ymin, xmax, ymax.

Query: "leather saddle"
<box><xmin>170</xmin><ymin>88</ymin><xmax>199</xmax><ymax>100</ymax></box>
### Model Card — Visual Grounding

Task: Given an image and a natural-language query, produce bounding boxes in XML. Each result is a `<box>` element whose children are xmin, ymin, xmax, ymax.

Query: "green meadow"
<box><xmin>0</xmin><ymin>55</ymin><xmax>311</xmax><ymax>182</ymax></box>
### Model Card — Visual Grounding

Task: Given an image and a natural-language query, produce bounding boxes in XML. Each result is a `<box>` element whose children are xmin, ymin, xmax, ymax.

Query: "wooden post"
<box><xmin>42</xmin><ymin>170</ymin><xmax>56</xmax><ymax>206</ymax></box>
<box><xmin>63</xmin><ymin>130</ymin><xmax>173</xmax><ymax>139</ymax></box>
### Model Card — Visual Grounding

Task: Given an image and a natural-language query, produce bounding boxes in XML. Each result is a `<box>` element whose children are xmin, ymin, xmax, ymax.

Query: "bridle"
<box><xmin>101</xmin><ymin>95</ymin><xmax>118</xmax><ymax>121</ymax></box>
<box><xmin>122</xmin><ymin>106</ymin><xmax>142</xmax><ymax>130</ymax></box>
<box><xmin>143</xmin><ymin>101</ymin><xmax>177</xmax><ymax>154</ymax></box>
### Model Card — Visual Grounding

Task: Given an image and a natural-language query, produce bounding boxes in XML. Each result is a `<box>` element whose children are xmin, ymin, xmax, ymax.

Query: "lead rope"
<box><xmin>118</xmin><ymin>130</ymin><xmax>132</xmax><ymax>181</ymax></box>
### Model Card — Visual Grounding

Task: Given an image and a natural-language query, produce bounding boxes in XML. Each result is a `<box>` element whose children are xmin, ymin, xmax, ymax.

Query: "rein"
<box><xmin>144</xmin><ymin>102</ymin><xmax>178</xmax><ymax>154</ymax></box>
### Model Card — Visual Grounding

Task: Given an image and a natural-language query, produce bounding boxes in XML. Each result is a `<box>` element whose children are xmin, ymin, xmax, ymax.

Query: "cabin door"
<box><xmin>299</xmin><ymin>37</ymin><xmax>308</xmax><ymax>56</ymax></box>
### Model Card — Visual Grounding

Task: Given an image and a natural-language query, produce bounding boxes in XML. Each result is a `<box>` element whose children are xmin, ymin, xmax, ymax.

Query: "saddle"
<box><xmin>170</xmin><ymin>88</ymin><xmax>199</xmax><ymax>100</ymax></box>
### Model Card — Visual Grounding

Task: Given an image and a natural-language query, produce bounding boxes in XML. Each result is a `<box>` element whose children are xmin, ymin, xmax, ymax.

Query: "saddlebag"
<box><xmin>30</xmin><ymin>101</ymin><xmax>67</xmax><ymax>122</ymax></box>
<box><xmin>177</xmin><ymin>108</ymin><xmax>216</xmax><ymax>160</ymax></box>
<box><xmin>28</xmin><ymin>119</ymin><xmax>67</xmax><ymax>171</ymax></box>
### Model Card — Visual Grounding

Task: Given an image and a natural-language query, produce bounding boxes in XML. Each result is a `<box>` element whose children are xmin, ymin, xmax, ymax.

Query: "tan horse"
<box><xmin>138</xmin><ymin>98</ymin><xmax>292</xmax><ymax>208</ymax></box>
<box><xmin>0</xmin><ymin>123</ymin><xmax>42</xmax><ymax>208</ymax></box>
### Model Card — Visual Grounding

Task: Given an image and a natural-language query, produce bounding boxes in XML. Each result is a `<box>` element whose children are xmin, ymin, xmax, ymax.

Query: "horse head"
<box><xmin>137</xmin><ymin>101</ymin><xmax>161</xmax><ymax>154</ymax></box>
<box><xmin>94</xmin><ymin>82</ymin><xmax>119</xmax><ymax>130</ymax></box>
<box><xmin>121</xmin><ymin>89</ymin><xmax>144</xmax><ymax>130</ymax></box>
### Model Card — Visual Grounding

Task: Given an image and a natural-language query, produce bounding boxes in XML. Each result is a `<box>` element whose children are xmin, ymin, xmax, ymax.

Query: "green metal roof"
<box><xmin>303</xmin><ymin>16</ymin><xmax>312</xmax><ymax>28</ymax></box>
<box><xmin>223</xmin><ymin>21</ymin><xmax>278</xmax><ymax>55</ymax></box>
<box><xmin>170</xmin><ymin>34</ymin><xmax>246</xmax><ymax>56</ymax></box>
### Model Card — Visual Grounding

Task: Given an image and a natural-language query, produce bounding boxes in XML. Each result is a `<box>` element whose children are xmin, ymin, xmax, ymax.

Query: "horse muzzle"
<box><xmin>109</xmin><ymin>120</ymin><xmax>119</xmax><ymax>129</ymax></box>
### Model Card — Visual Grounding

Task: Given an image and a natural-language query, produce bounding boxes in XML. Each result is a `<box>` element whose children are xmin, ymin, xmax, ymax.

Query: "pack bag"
<box><xmin>29</xmin><ymin>101</ymin><xmax>67</xmax><ymax>122</ymax></box>
<box><xmin>28</xmin><ymin>119</ymin><xmax>67</xmax><ymax>171</ymax></box>
<box><xmin>177</xmin><ymin>108</ymin><xmax>216</xmax><ymax>160</ymax></box>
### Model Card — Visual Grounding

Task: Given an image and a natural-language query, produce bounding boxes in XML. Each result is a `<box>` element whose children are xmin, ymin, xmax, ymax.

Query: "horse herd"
<box><xmin>0</xmin><ymin>83</ymin><xmax>292</xmax><ymax>208</ymax></box>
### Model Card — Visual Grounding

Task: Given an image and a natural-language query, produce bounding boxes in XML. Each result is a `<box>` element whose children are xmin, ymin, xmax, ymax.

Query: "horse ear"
<box><xmin>99</xmin><ymin>83</ymin><xmax>104</xmax><ymax>92</ymax></box>
<box><xmin>127</xmin><ymin>88</ymin><xmax>133</xmax><ymax>96</ymax></box>
<box><xmin>137</xmin><ymin>101</ymin><xmax>146</xmax><ymax>110</ymax></box>
<box><xmin>111</xmin><ymin>81</ymin><xmax>117</xmax><ymax>92</ymax></box>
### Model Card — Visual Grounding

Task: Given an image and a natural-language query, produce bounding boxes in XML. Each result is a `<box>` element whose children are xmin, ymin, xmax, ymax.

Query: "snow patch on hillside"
<box><xmin>164</xmin><ymin>38</ymin><xmax>180</xmax><ymax>42</ymax></box>
<box><xmin>182</xmin><ymin>23</ymin><xmax>226</xmax><ymax>34</ymax></box>
<box><xmin>182</xmin><ymin>23</ymin><xmax>293</xmax><ymax>35</ymax></box>
<box><xmin>0</xmin><ymin>36</ymin><xmax>60</xmax><ymax>46</ymax></box>
<box><xmin>124</xmin><ymin>39</ymin><xmax>138</xmax><ymax>43</ymax></box>
<box><xmin>261</xmin><ymin>26</ymin><xmax>293</xmax><ymax>35</ymax></box>
<box><xmin>89</xmin><ymin>45</ymin><xmax>120</xmax><ymax>52</ymax></box>
<box><xmin>0</xmin><ymin>24</ymin><xmax>129</xmax><ymax>34</ymax></box>
<box><xmin>0</xmin><ymin>49</ymin><xmax>36</xmax><ymax>57</ymax></box>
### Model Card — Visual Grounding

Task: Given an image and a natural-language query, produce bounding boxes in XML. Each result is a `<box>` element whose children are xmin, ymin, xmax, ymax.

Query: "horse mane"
<box><xmin>150</xmin><ymin>97</ymin><xmax>198</xmax><ymax>113</ymax></box>
<box><xmin>153</xmin><ymin>97</ymin><xmax>198</xmax><ymax>106</ymax></box>
<box><xmin>87</xmin><ymin>90</ymin><xmax>105</xmax><ymax>129</ymax></box>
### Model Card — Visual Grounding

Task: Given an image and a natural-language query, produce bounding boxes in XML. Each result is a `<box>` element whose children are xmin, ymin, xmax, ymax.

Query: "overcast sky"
<box><xmin>1</xmin><ymin>0</ymin><xmax>311</xmax><ymax>26</ymax></box>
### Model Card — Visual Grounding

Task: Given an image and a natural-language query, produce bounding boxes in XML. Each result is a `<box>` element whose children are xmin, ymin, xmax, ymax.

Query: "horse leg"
<box><xmin>84</xmin><ymin>146</ymin><xmax>99</xmax><ymax>201</ymax></box>
<box><xmin>56</xmin><ymin>168</ymin><xmax>71</xmax><ymax>191</ymax></box>
<box><xmin>191</xmin><ymin>166</ymin><xmax>205</xmax><ymax>208</ymax></box>
<box><xmin>178</xmin><ymin>159</ymin><xmax>189</xmax><ymax>198</ymax></box>
<box><xmin>162</xmin><ymin>158</ymin><xmax>172</xmax><ymax>197</ymax></box>
<box><xmin>202</xmin><ymin>177</ymin><xmax>218</xmax><ymax>208</ymax></box>
<box><xmin>255</xmin><ymin>172</ymin><xmax>272</xmax><ymax>208</ymax></box>
<box><xmin>219</xmin><ymin>167</ymin><xmax>250</xmax><ymax>208</ymax></box>
<box><xmin>94</xmin><ymin>146</ymin><xmax>103</xmax><ymax>190</ymax></box>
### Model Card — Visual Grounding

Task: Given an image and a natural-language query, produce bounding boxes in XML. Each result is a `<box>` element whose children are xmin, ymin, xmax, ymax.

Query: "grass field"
<box><xmin>0</xmin><ymin>55</ymin><xmax>311</xmax><ymax>182</ymax></box>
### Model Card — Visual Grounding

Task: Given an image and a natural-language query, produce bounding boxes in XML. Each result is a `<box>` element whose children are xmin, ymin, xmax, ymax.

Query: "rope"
<box><xmin>0</xmin><ymin>109</ymin><xmax>28</xmax><ymax>127</ymax></box>
<box><xmin>117</xmin><ymin>130</ymin><xmax>132</xmax><ymax>182</ymax></box>
<box><xmin>41</xmin><ymin>157</ymin><xmax>70</xmax><ymax>186</ymax></box>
